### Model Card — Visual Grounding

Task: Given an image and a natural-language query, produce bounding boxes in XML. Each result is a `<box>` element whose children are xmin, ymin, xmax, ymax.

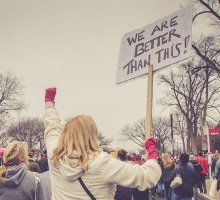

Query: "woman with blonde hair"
<box><xmin>161</xmin><ymin>153</ymin><xmax>174</xmax><ymax>200</ymax></box>
<box><xmin>0</xmin><ymin>141</ymin><xmax>48</xmax><ymax>200</ymax></box>
<box><xmin>44</xmin><ymin>88</ymin><xmax>162</xmax><ymax>200</ymax></box>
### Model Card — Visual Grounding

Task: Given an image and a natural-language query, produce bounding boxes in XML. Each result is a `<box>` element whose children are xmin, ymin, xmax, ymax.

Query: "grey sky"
<box><xmin>0</xmin><ymin>0</ymin><xmax>189</xmax><ymax>150</ymax></box>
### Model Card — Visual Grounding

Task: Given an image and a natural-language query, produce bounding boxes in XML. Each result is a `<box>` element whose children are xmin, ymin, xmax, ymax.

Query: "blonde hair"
<box><xmin>162</xmin><ymin>153</ymin><xmax>173</xmax><ymax>169</ymax></box>
<box><xmin>0</xmin><ymin>141</ymin><xmax>29</xmax><ymax>184</ymax></box>
<box><xmin>51</xmin><ymin>115</ymin><xmax>100</xmax><ymax>171</ymax></box>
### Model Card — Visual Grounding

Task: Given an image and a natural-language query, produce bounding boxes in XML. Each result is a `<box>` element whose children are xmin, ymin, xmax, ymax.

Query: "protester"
<box><xmin>132</xmin><ymin>154</ymin><xmax>144</xmax><ymax>165</ymax></box>
<box><xmin>197</xmin><ymin>152</ymin><xmax>208</xmax><ymax>193</ymax></box>
<box><xmin>157</xmin><ymin>157</ymin><xmax>165</xmax><ymax>198</ymax></box>
<box><xmin>214</xmin><ymin>152</ymin><xmax>220</xmax><ymax>196</ymax></box>
<box><xmin>43</xmin><ymin>87</ymin><xmax>161</xmax><ymax>200</ymax></box>
<box><xmin>169</xmin><ymin>153</ymin><xmax>197</xmax><ymax>200</ymax></box>
<box><xmin>215</xmin><ymin>152</ymin><xmax>220</xmax><ymax>176</ymax></box>
<box><xmin>132</xmin><ymin>154</ymin><xmax>149</xmax><ymax>200</ymax></box>
<box><xmin>114</xmin><ymin>149</ymin><xmax>133</xmax><ymax>200</ymax></box>
<box><xmin>211</xmin><ymin>153</ymin><xmax>219</xmax><ymax>177</ymax></box>
<box><xmin>28</xmin><ymin>148</ymin><xmax>41</xmax><ymax>173</ymax></box>
<box><xmin>0</xmin><ymin>148</ymin><xmax>4</xmax><ymax>166</ymax></box>
<box><xmin>38</xmin><ymin>150</ymin><xmax>49</xmax><ymax>173</ymax></box>
<box><xmin>161</xmin><ymin>153</ymin><xmax>174</xmax><ymax>200</ymax></box>
<box><xmin>126</xmin><ymin>154</ymin><xmax>132</xmax><ymax>164</ymax></box>
<box><xmin>189</xmin><ymin>155</ymin><xmax>202</xmax><ymax>200</ymax></box>
<box><xmin>0</xmin><ymin>141</ymin><xmax>48</xmax><ymax>200</ymax></box>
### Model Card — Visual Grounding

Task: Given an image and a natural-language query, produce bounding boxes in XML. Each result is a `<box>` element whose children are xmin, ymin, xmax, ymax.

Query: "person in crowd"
<box><xmin>161</xmin><ymin>153</ymin><xmax>174</xmax><ymax>200</ymax></box>
<box><xmin>0</xmin><ymin>148</ymin><xmax>4</xmax><ymax>166</ymax></box>
<box><xmin>43</xmin><ymin>87</ymin><xmax>161</xmax><ymax>200</ymax></box>
<box><xmin>28</xmin><ymin>148</ymin><xmax>41</xmax><ymax>173</ymax></box>
<box><xmin>130</xmin><ymin>153</ymin><xmax>136</xmax><ymax>163</ymax></box>
<box><xmin>157</xmin><ymin>157</ymin><xmax>165</xmax><ymax>198</ymax></box>
<box><xmin>211</xmin><ymin>154</ymin><xmax>219</xmax><ymax>177</ymax></box>
<box><xmin>126</xmin><ymin>154</ymin><xmax>132</xmax><ymax>164</ymax></box>
<box><xmin>38</xmin><ymin>150</ymin><xmax>49</xmax><ymax>173</ymax></box>
<box><xmin>215</xmin><ymin>151</ymin><xmax>220</xmax><ymax>176</ymax></box>
<box><xmin>215</xmin><ymin>152</ymin><xmax>220</xmax><ymax>199</ymax></box>
<box><xmin>132</xmin><ymin>154</ymin><xmax>144</xmax><ymax>165</ymax></box>
<box><xmin>189</xmin><ymin>155</ymin><xmax>202</xmax><ymax>200</ymax></box>
<box><xmin>169</xmin><ymin>153</ymin><xmax>197</xmax><ymax>200</ymax></box>
<box><xmin>197</xmin><ymin>152</ymin><xmax>208</xmax><ymax>193</ymax></box>
<box><xmin>0</xmin><ymin>141</ymin><xmax>48</xmax><ymax>200</ymax></box>
<box><xmin>114</xmin><ymin>149</ymin><xmax>133</xmax><ymax>200</ymax></box>
<box><xmin>132</xmin><ymin>154</ymin><xmax>149</xmax><ymax>200</ymax></box>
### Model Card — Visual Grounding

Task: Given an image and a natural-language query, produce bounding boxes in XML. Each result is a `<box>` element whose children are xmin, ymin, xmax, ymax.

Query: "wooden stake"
<box><xmin>146</xmin><ymin>65</ymin><xmax>153</xmax><ymax>139</ymax></box>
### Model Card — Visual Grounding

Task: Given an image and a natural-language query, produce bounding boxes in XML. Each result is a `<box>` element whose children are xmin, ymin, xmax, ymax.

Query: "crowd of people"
<box><xmin>0</xmin><ymin>88</ymin><xmax>220</xmax><ymax>200</ymax></box>
<box><xmin>113</xmin><ymin>149</ymin><xmax>220</xmax><ymax>200</ymax></box>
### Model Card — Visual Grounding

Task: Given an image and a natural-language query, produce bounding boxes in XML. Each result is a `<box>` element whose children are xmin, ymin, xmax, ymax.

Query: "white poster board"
<box><xmin>116</xmin><ymin>6</ymin><xmax>193</xmax><ymax>84</ymax></box>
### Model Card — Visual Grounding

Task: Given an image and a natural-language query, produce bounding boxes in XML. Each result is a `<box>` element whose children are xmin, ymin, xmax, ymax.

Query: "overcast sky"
<box><xmin>0</xmin><ymin>0</ymin><xmax>197</xmax><ymax>150</ymax></box>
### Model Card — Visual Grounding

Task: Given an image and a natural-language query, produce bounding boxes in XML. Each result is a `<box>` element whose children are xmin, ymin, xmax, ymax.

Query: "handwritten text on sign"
<box><xmin>116</xmin><ymin>6</ymin><xmax>192</xmax><ymax>84</ymax></box>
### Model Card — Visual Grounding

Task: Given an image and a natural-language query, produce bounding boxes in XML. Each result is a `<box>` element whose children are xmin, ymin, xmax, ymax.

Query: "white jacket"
<box><xmin>44</xmin><ymin>103</ymin><xmax>162</xmax><ymax>200</ymax></box>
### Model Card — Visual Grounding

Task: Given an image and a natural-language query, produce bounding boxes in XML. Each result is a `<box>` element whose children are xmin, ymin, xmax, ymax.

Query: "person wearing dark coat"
<box><xmin>28</xmin><ymin>149</ymin><xmax>41</xmax><ymax>173</ymax></box>
<box><xmin>114</xmin><ymin>149</ymin><xmax>133</xmax><ymax>200</ymax></box>
<box><xmin>189</xmin><ymin>155</ymin><xmax>202</xmax><ymax>200</ymax></box>
<box><xmin>132</xmin><ymin>154</ymin><xmax>149</xmax><ymax>200</ymax></box>
<box><xmin>169</xmin><ymin>153</ymin><xmax>197</xmax><ymax>200</ymax></box>
<box><xmin>211</xmin><ymin>154</ymin><xmax>219</xmax><ymax>177</ymax></box>
<box><xmin>38</xmin><ymin>151</ymin><xmax>49</xmax><ymax>173</ymax></box>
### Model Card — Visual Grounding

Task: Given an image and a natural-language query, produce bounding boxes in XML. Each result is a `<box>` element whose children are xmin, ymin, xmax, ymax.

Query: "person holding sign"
<box><xmin>43</xmin><ymin>88</ymin><xmax>161</xmax><ymax>200</ymax></box>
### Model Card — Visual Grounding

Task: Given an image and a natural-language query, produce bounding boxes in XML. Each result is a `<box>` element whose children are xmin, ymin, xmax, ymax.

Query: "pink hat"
<box><xmin>0</xmin><ymin>148</ymin><xmax>4</xmax><ymax>157</ymax></box>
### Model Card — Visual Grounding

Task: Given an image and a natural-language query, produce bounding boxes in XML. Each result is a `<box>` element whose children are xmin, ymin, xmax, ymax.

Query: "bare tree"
<box><xmin>184</xmin><ymin>0</ymin><xmax>220</xmax><ymax>73</ymax></box>
<box><xmin>6</xmin><ymin>118</ymin><xmax>45</xmax><ymax>149</ymax></box>
<box><xmin>97</xmin><ymin>133</ymin><xmax>113</xmax><ymax>152</ymax></box>
<box><xmin>152</xmin><ymin>117</ymin><xmax>171</xmax><ymax>152</ymax></box>
<box><xmin>160</xmin><ymin>61</ymin><xmax>220</xmax><ymax>153</ymax></box>
<box><xmin>0</xmin><ymin>71</ymin><xmax>24</xmax><ymax>144</ymax></box>
<box><xmin>193</xmin><ymin>36</ymin><xmax>220</xmax><ymax>73</ymax></box>
<box><xmin>0</xmin><ymin>71</ymin><xmax>24</xmax><ymax>115</ymax></box>
<box><xmin>120</xmin><ymin>117</ymin><xmax>172</xmax><ymax>151</ymax></box>
<box><xmin>0</xmin><ymin>132</ymin><xmax>9</xmax><ymax>147</ymax></box>
<box><xmin>120</xmin><ymin>119</ymin><xmax>145</xmax><ymax>149</ymax></box>
<box><xmin>172</xmin><ymin>112</ymin><xmax>188</xmax><ymax>153</ymax></box>
<box><xmin>0</xmin><ymin>113</ymin><xmax>8</xmax><ymax>134</ymax></box>
<box><xmin>191</xmin><ymin>0</ymin><xmax>220</xmax><ymax>26</ymax></box>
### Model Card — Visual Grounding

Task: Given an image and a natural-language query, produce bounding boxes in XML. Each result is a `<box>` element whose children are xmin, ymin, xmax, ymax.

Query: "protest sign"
<box><xmin>116</xmin><ymin>6</ymin><xmax>193</xmax><ymax>84</ymax></box>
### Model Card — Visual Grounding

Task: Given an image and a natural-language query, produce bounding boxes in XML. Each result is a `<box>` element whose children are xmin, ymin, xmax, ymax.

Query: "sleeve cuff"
<box><xmin>45</xmin><ymin>102</ymin><xmax>55</xmax><ymax>108</ymax></box>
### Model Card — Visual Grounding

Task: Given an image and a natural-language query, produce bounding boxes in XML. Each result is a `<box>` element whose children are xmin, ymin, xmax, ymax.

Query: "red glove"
<box><xmin>45</xmin><ymin>88</ymin><xmax>56</xmax><ymax>103</ymax></box>
<box><xmin>145</xmin><ymin>138</ymin><xmax>158</xmax><ymax>160</ymax></box>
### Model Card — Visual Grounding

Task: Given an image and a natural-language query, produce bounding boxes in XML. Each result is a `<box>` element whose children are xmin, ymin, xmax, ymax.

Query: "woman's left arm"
<box><xmin>43</xmin><ymin>88</ymin><xmax>63</xmax><ymax>158</ymax></box>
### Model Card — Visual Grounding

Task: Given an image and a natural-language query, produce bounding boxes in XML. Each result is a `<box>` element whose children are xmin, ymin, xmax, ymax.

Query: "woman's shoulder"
<box><xmin>90</xmin><ymin>152</ymin><xmax>113</xmax><ymax>165</ymax></box>
<box><xmin>89</xmin><ymin>152</ymin><xmax>125</xmax><ymax>170</ymax></box>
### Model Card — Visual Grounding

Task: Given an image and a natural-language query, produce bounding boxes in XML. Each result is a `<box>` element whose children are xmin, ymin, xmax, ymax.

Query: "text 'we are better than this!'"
<box><xmin>116</xmin><ymin>6</ymin><xmax>192</xmax><ymax>84</ymax></box>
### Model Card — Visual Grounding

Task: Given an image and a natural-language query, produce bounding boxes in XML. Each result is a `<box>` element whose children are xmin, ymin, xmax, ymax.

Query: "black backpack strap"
<box><xmin>78</xmin><ymin>177</ymin><xmax>96</xmax><ymax>200</ymax></box>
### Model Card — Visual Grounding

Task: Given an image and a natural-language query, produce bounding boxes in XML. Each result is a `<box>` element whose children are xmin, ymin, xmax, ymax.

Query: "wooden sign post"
<box><xmin>146</xmin><ymin>65</ymin><xmax>153</xmax><ymax>139</ymax></box>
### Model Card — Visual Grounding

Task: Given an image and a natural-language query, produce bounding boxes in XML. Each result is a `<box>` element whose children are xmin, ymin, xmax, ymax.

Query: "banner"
<box><xmin>116</xmin><ymin>6</ymin><xmax>193</xmax><ymax>84</ymax></box>
<box><xmin>209</xmin><ymin>127</ymin><xmax>220</xmax><ymax>135</ymax></box>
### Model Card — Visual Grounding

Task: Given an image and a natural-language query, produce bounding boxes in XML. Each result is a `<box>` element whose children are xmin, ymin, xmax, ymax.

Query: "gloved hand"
<box><xmin>45</xmin><ymin>88</ymin><xmax>56</xmax><ymax>103</ymax></box>
<box><xmin>145</xmin><ymin>138</ymin><xmax>158</xmax><ymax>160</ymax></box>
